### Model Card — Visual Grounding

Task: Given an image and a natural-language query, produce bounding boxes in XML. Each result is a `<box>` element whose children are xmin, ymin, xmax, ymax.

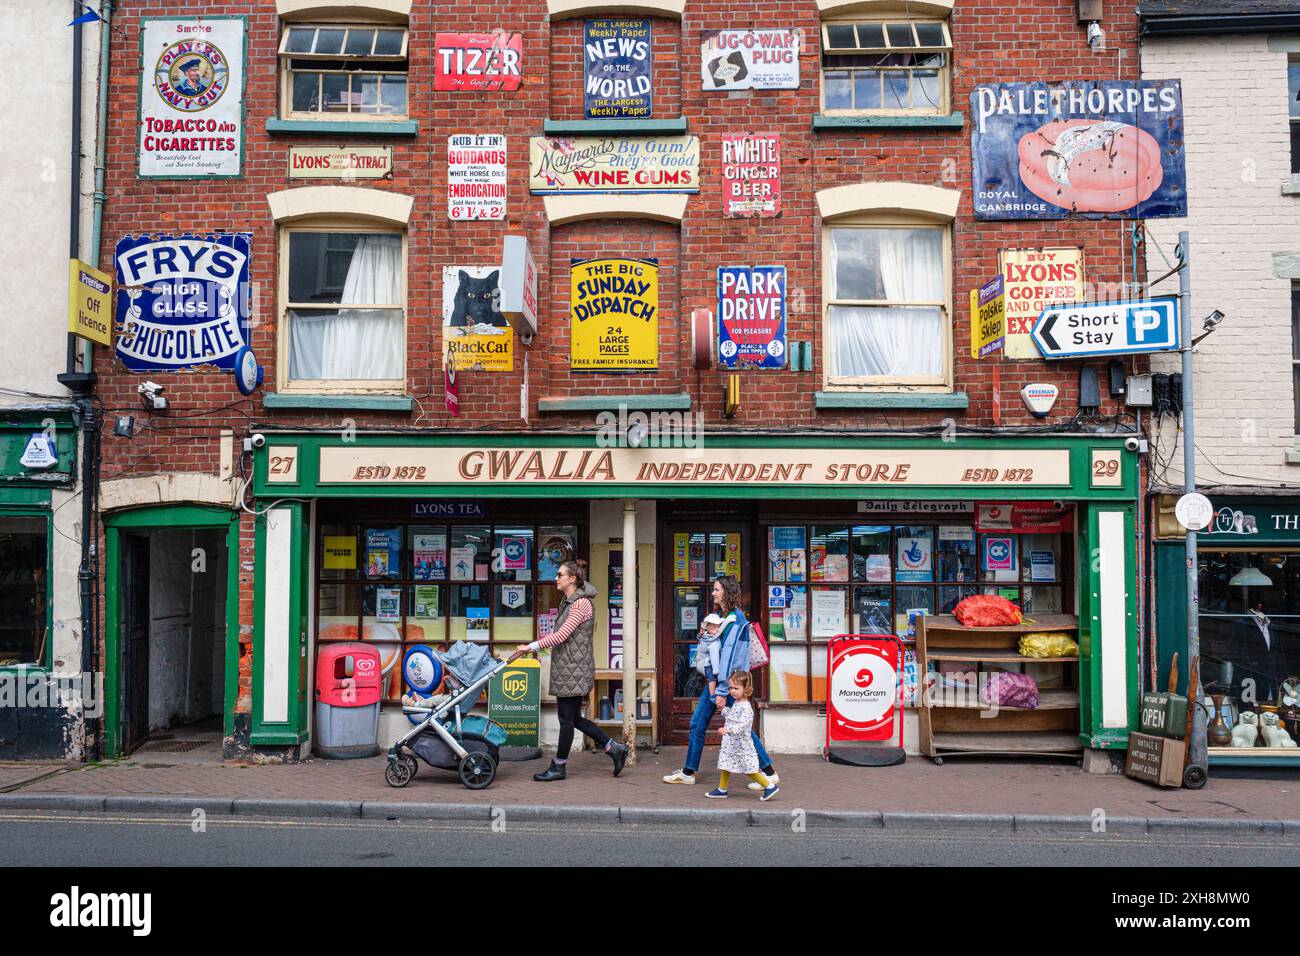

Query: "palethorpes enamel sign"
<box><xmin>138</xmin><ymin>18</ymin><xmax>245</xmax><ymax>178</ymax></box>
<box><xmin>971</xmin><ymin>80</ymin><xmax>1186</xmax><ymax>220</ymax></box>
<box><xmin>113</xmin><ymin>235</ymin><xmax>251</xmax><ymax>372</ymax></box>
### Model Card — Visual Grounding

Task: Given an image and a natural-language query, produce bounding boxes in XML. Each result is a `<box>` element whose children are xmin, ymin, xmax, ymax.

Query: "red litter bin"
<box><xmin>314</xmin><ymin>643</ymin><xmax>383</xmax><ymax>758</ymax></box>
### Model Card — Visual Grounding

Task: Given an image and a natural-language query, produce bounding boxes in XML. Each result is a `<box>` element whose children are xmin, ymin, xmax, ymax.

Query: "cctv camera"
<box><xmin>250</xmin><ymin>433</ymin><xmax>266</xmax><ymax>449</ymax></box>
<box><xmin>137</xmin><ymin>381</ymin><xmax>168</xmax><ymax>410</ymax></box>
<box><xmin>1203</xmin><ymin>310</ymin><xmax>1225</xmax><ymax>332</ymax></box>
<box><xmin>1124</xmin><ymin>437</ymin><xmax>1141</xmax><ymax>452</ymax></box>
<box><xmin>1052</xmin><ymin>500</ymin><xmax>1066</xmax><ymax>511</ymax></box>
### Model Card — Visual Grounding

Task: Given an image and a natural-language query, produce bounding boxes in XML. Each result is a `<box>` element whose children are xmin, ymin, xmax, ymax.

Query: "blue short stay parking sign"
<box><xmin>1031</xmin><ymin>296</ymin><xmax>1180</xmax><ymax>359</ymax></box>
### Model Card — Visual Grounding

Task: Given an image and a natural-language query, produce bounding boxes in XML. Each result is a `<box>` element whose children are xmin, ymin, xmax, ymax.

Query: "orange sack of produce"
<box><xmin>952</xmin><ymin>594</ymin><xmax>1023</xmax><ymax>628</ymax></box>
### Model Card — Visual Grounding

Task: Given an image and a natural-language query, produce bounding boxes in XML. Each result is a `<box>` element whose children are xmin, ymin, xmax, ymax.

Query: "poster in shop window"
<box><xmin>413</xmin><ymin>534</ymin><xmax>447</xmax><ymax>580</ymax></box>
<box><xmin>434</xmin><ymin>32</ymin><xmax>523</xmax><ymax>92</ymax></box>
<box><xmin>447</xmin><ymin>134</ymin><xmax>507</xmax><ymax>220</ymax></box>
<box><xmin>717</xmin><ymin>266</ymin><xmax>787</xmax><ymax>369</ymax></box>
<box><xmin>569</xmin><ymin>258</ymin><xmax>659</xmax><ymax>371</ymax></box>
<box><xmin>584</xmin><ymin>19</ymin><xmax>652</xmax><ymax>119</ymax></box>
<box><xmin>721</xmin><ymin>133</ymin><xmax>781</xmax><ymax>218</ymax></box>
<box><xmin>700</xmin><ymin>29</ymin><xmax>800</xmax><ymax>91</ymax></box>
<box><xmin>442</xmin><ymin>266</ymin><xmax>514</xmax><ymax>371</ymax></box>
<box><xmin>971</xmin><ymin>80</ymin><xmax>1186</xmax><ymax>220</ymax></box>
<box><xmin>113</xmin><ymin>234</ymin><xmax>252</xmax><ymax>374</ymax></box>
<box><xmin>138</xmin><ymin>17</ymin><xmax>246</xmax><ymax>178</ymax></box>
<box><xmin>1000</xmin><ymin>248</ymin><xmax>1086</xmax><ymax>359</ymax></box>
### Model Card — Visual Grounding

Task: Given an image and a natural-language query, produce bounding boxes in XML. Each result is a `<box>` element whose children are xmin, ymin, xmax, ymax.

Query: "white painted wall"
<box><xmin>1142</xmin><ymin>34</ymin><xmax>1300</xmax><ymax>487</ymax></box>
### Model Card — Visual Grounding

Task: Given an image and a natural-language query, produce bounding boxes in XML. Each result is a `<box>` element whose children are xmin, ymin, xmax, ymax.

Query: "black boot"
<box><xmin>533</xmin><ymin>760</ymin><xmax>567</xmax><ymax>782</ymax></box>
<box><xmin>607</xmin><ymin>741</ymin><xmax>629</xmax><ymax>777</ymax></box>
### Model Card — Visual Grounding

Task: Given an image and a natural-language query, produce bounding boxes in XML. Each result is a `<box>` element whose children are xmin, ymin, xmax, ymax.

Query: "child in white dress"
<box><xmin>707</xmin><ymin>671</ymin><xmax>779</xmax><ymax>801</ymax></box>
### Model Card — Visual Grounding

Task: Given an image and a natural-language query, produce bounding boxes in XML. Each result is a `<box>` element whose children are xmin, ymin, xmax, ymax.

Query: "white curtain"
<box><xmin>290</xmin><ymin>235</ymin><xmax>403</xmax><ymax>381</ymax></box>
<box><xmin>828</xmin><ymin>228</ymin><xmax>944</xmax><ymax>378</ymax></box>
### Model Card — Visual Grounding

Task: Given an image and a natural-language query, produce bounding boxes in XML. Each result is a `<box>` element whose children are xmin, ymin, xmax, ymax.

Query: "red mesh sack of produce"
<box><xmin>952</xmin><ymin>594</ymin><xmax>1023</xmax><ymax>627</ymax></box>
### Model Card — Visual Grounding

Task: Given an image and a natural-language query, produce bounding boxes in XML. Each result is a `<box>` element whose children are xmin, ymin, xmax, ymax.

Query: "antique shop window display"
<box><xmin>317</xmin><ymin>521</ymin><xmax>579</xmax><ymax>701</ymax></box>
<box><xmin>763</xmin><ymin>522</ymin><xmax>1067</xmax><ymax>703</ymax></box>
<box><xmin>820</xmin><ymin>20</ymin><xmax>951</xmax><ymax>115</ymax></box>
<box><xmin>279</xmin><ymin>24</ymin><xmax>409</xmax><ymax>120</ymax></box>
<box><xmin>1199</xmin><ymin>551</ymin><xmax>1300</xmax><ymax>750</ymax></box>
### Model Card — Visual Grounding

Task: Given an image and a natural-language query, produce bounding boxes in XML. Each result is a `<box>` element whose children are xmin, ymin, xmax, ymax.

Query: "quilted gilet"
<box><xmin>548</xmin><ymin>581</ymin><xmax>597</xmax><ymax>698</ymax></box>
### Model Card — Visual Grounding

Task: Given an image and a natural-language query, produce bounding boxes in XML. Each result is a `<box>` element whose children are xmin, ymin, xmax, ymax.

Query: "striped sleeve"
<box><xmin>535</xmin><ymin>598</ymin><xmax>592</xmax><ymax>650</ymax></box>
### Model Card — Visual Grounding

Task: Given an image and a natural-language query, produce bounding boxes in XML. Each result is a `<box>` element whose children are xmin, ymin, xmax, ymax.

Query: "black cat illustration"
<box><xmin>449</xmin><ymin>269</ymin><xmax>503</xmax><ymax>327</ymax></box>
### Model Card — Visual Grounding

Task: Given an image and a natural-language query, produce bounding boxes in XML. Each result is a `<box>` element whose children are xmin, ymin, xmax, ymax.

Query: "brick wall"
<box><xmin>1142</xmin><ymin>34</ymin><xmax>1300</xmax><ymax>489</ymax></box>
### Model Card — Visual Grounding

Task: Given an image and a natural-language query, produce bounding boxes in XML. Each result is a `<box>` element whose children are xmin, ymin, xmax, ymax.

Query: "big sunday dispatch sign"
<box><xmin>570</xmin><ymin>258</ymin><xmax>659</xmax><ymax>371</ymax></box>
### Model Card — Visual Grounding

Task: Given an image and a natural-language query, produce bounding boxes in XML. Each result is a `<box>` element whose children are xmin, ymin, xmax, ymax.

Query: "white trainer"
<box><xmin>748</xmin><ymin>772</ymin><xmax>779</xmax><ymax>791</ymax></box>
<box><xmin>662</xmin><ymin>769</ymin><xmax>697</xmax><ymax>784</ymax></box>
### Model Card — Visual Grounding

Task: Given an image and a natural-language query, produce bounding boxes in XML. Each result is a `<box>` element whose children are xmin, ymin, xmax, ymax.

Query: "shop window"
<box><xmin>823</xmin><ymin>223</ymin><xmax>950</xmax><ymax>386</ymax></box>
<box><xmin>316</xmin><ymin>520</ymin><xmax>580</xmax><ymax>702</ymax></box>
<box><xmin>1199</xmin><ymin>550</ymin><xmax>1300</xmax><ymax>748</ymax></box>
<box><xmin>0</xmin><ymin>515</ymin><xmax>50</xmax><ymax>667</ymax></box>
<box><xmin>279</xmin><ymin>24</ymin><xmax>409</xmax><ymax>120</ymax></box>
<box><xmin>1290</xmin><ymin>60</ymin><xmax>1300</xmax><ymax>175</ymax></box>
<box><xmin>820</xmin><ymin>20</ymin><xmax>951</xmax><ymax>115</ymax></box>
<box><xmin>763</xmin><ymin>521</ymin><xmax>1067</xmax><ymax>703</ymax></box>
<box><xmin>281</xmin><ymin>227</ymin><xmax>406</xmax><ymax>391</ymax></box>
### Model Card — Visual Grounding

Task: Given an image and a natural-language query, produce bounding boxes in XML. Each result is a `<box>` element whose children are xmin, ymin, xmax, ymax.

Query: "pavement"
<box><xmin>1</xmin><ymin>746</ymin><xmax>1297</xmax><ymax>834</ymax></box>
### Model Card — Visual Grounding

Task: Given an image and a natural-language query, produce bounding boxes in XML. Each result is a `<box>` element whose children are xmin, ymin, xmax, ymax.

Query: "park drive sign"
<box><xmin>1032</xmin><ymin>297</ymin><xmax>1180</xmax><ymax>359</ymax></box>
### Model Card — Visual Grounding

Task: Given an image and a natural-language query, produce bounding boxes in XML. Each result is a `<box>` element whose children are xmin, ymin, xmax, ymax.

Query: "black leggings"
<box><xmin>556</xmin><ymin>695</ymin><xmax>609</xmax><ymax>759</ymax></box>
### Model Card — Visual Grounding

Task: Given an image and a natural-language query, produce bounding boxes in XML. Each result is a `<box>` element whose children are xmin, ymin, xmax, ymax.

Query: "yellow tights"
<box><xmin>719</xmin><ymin>771</ymin><xmax>770</xmax><ymax>791</ymax></box>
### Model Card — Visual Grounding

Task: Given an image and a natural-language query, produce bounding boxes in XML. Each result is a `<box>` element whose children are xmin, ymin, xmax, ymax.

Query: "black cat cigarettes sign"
<box><xmin>442</xmin><ymin>266</ymin><xmax>514</xmax><ymax>371</ymax></box>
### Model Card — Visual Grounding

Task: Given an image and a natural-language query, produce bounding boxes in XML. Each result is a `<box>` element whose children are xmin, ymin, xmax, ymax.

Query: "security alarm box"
<box><xmin>1125</xmin><ymin>374</ymin><xmax>1153</xmax><ymax>407</ymax></box>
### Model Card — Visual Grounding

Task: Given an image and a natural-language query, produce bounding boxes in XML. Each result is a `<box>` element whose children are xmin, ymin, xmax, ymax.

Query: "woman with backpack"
<box><xmin>662</xmin><ymin>575</ymin><xmax>778</xmax><ymax>789</ymax></box>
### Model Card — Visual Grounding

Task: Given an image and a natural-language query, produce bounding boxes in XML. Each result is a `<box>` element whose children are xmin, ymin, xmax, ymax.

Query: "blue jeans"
<box><xmin>683</xmin><ymin>686</ymin><xmax>773</xmax><ymax>774</ymax></box>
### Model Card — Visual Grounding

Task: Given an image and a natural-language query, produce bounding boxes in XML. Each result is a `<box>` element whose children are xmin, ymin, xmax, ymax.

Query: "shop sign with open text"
<box><xmin>138</xmin><ymin>17</ymin><xmax>246</xmax><ymax>178</ymax></box>
<box><xmin>972</xmin><ymin>80</ymin><xmax>1186</xmax><ymax>220</ymax></box>
<box><xmin>722</xmin><ymin>133</ymin><xmax>780</xmax><ymax>218</ymax></box>
<box><xmin>1000</xmin><ymin>248</ymin><xmax>1085</xmax><ymax>359</ymax></box>
<box><xmin>584</xmin><ymin>19</ymin><xmax>652</xmax><ymax>119</ymax></box>
<box><xmin>113</xmin><ymin>234</ymin><xmax>251</xmax><ymax>372</ymax></box>
<box><xmin>529</xmin><ymin>136</ymin><xmax>699</xmax><ymax>193</ymax></box>
<box><xmin>317</xmin><ymin>446</ymin><xmax>1073</xmax><ymax>487</ymax></box>
<box><xmin>435</xmin><ymin>32</ymin><xmax>522</xmax><ymax>92</ymax></box>
<box><xmin>700</xmin><ymin>29</ymin><xmax>800</xmax><ymax>91</ymax></box>
<box><xmin>717</xmin><ymin>266</ymin><xmax>786</xmax><ymax>369</ymax></box>
<box><xmin>570</xmin><ymin>258</ymin><xmax>659</xmax><ymax>372</ymax></box>
<box><xmin>448</xmin><ymin>134</ymin><xmax>507</xmax><ymax>220</ymax></box>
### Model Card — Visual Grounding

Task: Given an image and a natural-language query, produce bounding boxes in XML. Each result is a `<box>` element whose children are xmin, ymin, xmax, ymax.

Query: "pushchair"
<box><xmin>384</xmin><ymin>641</ymin><xmax>511</xmax><ymax>790</ymax></box>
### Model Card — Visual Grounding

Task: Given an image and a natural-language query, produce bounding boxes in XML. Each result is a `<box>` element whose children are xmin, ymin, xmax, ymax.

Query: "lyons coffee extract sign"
<box><xmin>113</xmin><ymin>234</ymin><xmax>251</xmax><ymax>373</ymax></box>
<box><xmin>570</xmin><ymin>258</ymin><xmax>658</xmax><ymax>372</ymax></box>
<box><xmin>717</xmin><ymin>266</ymin><xmax>786</xmax><ymax>369</ymax></box>
<box><xmin>584</xmin><ymin>19</ymin><xmax>652</xmax><ymax>119</ymax></box>
<box><xmin>138</xmin><ymin>17</ymin><xmax>246</xmax><ymax>178</ymax></box>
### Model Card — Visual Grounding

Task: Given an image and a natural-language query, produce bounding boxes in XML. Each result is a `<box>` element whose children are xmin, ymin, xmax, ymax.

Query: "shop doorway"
<box><xmin>106</xmin><ymin>507</ymin><xmax>239</xmax><ymax>758</ymax></box>
<box><xmin>657</xmin><ymin>522</ymin><xmax>753</xmax><ymax>745</ymax></box>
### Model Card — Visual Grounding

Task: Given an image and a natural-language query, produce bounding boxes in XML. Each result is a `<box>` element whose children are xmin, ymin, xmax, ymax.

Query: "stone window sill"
<box><xmin>537</xmin><ymin>393</ymin><xmax>692</xmax><ymax>413</ymax></box>
<box><xmin>1283</xmin><ymin>175</ymin><xmax>1300</xmax><ymax>197</ymax></box>
<box><xmin>814</xmin><ymin>391</ymin><xmax>969</xmax><ymax>410</ymax></box>
<box><xmin>263</xmin><ymin>393</ymin><xmax>413</xmax><ymax>412</ymax></box>
<box><xmin>813</xmin><ymin>112</ymin><xmax>965</xmax><ymax>131</ymax></box>
<box><xmin>265</xmin><ymin>118</ymin><xmax>419</xmax><ymax>137</ymax></box>
<box><xmin>542</xmin><ymin>117</ymin><xmax>688</xmax><ymax>136</ymax></box>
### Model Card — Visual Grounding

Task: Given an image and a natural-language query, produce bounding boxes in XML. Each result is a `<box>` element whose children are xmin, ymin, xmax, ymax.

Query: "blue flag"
<box><xmin>69</xmin><ymin>6</ymin><xmax>103</xmax><ymax>25</ymax></box>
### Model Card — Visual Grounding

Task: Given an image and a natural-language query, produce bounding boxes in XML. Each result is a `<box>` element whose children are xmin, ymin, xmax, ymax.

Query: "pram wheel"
<box><xmin>385</xmin><ymin>758</ymin><xmax>414</xmax><ymax>788</ymax></box>
<box><xmin>458</xmin><ymin>751</ymin><xmax>496</xmax><ymax>790</ymax></box>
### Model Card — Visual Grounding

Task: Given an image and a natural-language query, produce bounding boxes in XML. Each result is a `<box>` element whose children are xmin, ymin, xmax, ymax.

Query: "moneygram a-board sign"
<box><xmin>584</xmin><ymin>19</ymin><xmax>652</xmax><ymax>119</ymax></box>
<box><xmin>138</xmin><ymin>17</ymin><xmax>246</xmax><ymax>178</ymax></box>
<box><xmin>113</xmin><ymin>234</ymin><xmax>251</xmax><ymax>373</ymax></box>
<box><xmin>570</xmin><ymin>258</ymin><xmax>659</xmax><ymax>372</ymax></box>
<box><xmin>447</xmin><ymin>134</ymin><xmax>507</xmax><ymax>220</ymax></box>
<box><xmin>717</xmin><ymin>266</ymin><xmax>786</xmax><ymax>369</ymax></box>
<box><xmin>700</xmin><ymin>28</ymin><xmax>800</xmax><ymax>91</ymax></box>
<box><xmin>434</xmin><ymin>32</ymin><xmax>523</xmax><ymax>92</ymax></box>
<box><xmin>971</xmin><ymin>80</ymin><xmax>1186</xmax><ymax>220</ymax></box>
<box><xmin>529</xmin><ymin>136</ymin><xmax>699</xmax><ymax>193</ymax></box>
<box><xmin>826</xmin><ymin>637</ymin><xmax>903</xmax><ymax>745</ymax></box>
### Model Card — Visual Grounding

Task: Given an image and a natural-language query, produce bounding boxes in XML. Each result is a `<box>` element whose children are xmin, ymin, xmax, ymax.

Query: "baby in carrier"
<box><xmin>694</xmin><ymin>612</ymin><xmax>732</xmax><ymax>679</ymax></box>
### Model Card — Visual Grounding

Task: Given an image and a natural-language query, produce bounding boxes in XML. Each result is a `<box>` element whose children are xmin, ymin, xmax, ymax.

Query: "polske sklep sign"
<box><xmin>113</xmin><ymin>234</ymin><xmax>251</xmax><ymax>373</ymax></box>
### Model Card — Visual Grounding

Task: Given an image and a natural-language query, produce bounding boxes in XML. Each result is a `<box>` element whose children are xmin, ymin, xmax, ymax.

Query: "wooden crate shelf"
<box><xmin>917</xmin><ymin>614</ymin><xmax>1083</xmax><ymax>763</ymax></box>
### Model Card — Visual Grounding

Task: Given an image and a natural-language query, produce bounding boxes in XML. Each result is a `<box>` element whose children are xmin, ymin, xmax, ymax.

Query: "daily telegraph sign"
<box><xmin>113</xmin><ymin>234</ymin><xmax>251</xmax><ymax>372</ymax></box>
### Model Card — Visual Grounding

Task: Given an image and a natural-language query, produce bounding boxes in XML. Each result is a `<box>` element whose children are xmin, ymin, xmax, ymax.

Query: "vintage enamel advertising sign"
<box><xmin>721</xmin><ymin>133</ymin><xmax>780</xmax><ymax>218</ymax></box>
<box><xmin>570</xmin><ymin>258</ymin><xmax>659</xmax><ymax>372</ymax></box>
<box><xmin>435</xmin><ymin>32</ymin><xmax>523</xmax><ymax>92</ymax></box>
<box><xmin>700</xmin><ymin>29</ymin><xmax>800</xmax><ymax>91</ymax></box>
<box><xmin>442</xmin><ymin>266</ymin><xmax>514</xmax><ymax>371</ymax></box>
<box><xmin>971</xmin><ymin>80</ymin><xmax>1186</xmax><ymax>220</ymax></box>
<box><xmin>584</xmin><ymin>19</ymin><xmax>652</xmax><ymax>119</ymax></box>
<box><xmin>1000</xmin><ymin>248</ymin><xmax>1085</xmax><ymax>359</ymax></box>
<box><xmin>529</xmin><ymin>136</ymin><xmax>699</xmax><ymax>193</ymax></box>
<box><xmin>138</xmin><ymin>17</ymin><xmax>246</xmax><ymax>178</ymax></box>
<box><xmin>447</xmin><ymin>134</ymin><xmax>507</xmax><ymax>220</ymax></box>
<box><xmin>113</xmin><ymin>234</ymin><xmax>251</xmax><ymax>372</ymax></box>
<box><xmin>717</xmin><ymin>266</ymin><xmax>786</xmax><ymax>369</ymax></box>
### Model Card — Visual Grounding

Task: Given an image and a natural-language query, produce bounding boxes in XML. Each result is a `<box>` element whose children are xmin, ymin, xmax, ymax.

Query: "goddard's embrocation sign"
<box><xmin>113</xmin><ymin>234</ymin><xmax>251</xmax><ymax>373</ymax></box>
<box><xmin>138</xmin><ymin>17</ymin><xmax>246</xmax><ymax>178</ymax></box>
<box><xmin>447</xmin><ymin>134</ymin><xmax>507</xmax><ymax>220</ymax></box>
<box><xmin>1032</xmin><ymin>296</ymin><xmax>1180</xmax><ymax>359</ymax></box>
<box><xmin>435</xmin><ymin>32</ymin><xmax>522</xmax><ymax>92</ymax></box>
<box><xmin>972</xmin><ymin>80</ymin><xmax>1186</xmax><ymax>220</ymax></box>
<box><xmin>570</xmin><ymin>258</ymin><xmax>659</xmax><ymax>372</ymax></box>
<box><xmin>584</xmin><ymin>19</ymin><xmax>652</xmax><ymax>119</ymax></box>
<box><xmin>700</xmin><ymin>29</ymin><xmax>800</xmax><ymax>91</ymax></box>
<box><xmin>717</xmin><ymin>266</ymin><xmax>786</xmax><ymax>369</ymax></box>
<box><xmin>722</xmin><ymin>133</ymin><xmax>780</xmax><ymax>218</ymax></box>
<box><xmin>529</xmin><ymin>136</ymin><xmax>699</xmax><ymax>193</ymax></box>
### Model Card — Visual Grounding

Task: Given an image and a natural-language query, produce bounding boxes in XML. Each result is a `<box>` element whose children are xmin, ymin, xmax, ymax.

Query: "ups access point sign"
<box><xmin>1032</xmin><ymin>296</ymin><xmax>1180</xmax><ymax>359</ymax></box>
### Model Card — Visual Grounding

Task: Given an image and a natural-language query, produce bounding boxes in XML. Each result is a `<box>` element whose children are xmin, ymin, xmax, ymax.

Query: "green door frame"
<box><xmin>1078</xmin><ymin>503</ymin><xmax>1139</xmax><ymax>748</ymax></box>
<box><xmin>103</xmin><ymin>504</ymin><xmax>240</xmax><ymax>758</ymax></box>
<box><xmin>251</xmin><ymin>501</ymin><xmax>310</xmax><ymax>746</ymax></box>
